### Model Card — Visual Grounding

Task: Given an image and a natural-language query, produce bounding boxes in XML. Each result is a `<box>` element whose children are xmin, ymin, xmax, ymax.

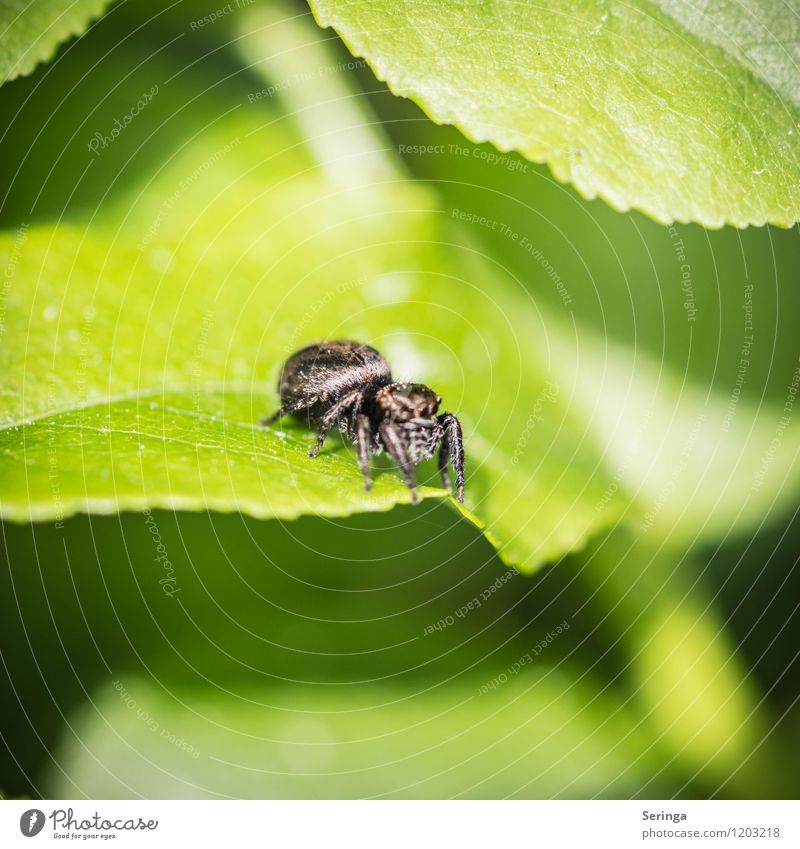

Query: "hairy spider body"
<box><xmin>261</xmin><ymin>340</ymin><xmax>465</xmax><ymax>503</ymax></box>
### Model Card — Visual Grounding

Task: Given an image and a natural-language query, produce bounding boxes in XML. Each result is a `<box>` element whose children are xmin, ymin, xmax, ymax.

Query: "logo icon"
<box><xmin>19</xmin><ymin>809</ymin><xmax>45</xmax><ymax>837</ymax></box>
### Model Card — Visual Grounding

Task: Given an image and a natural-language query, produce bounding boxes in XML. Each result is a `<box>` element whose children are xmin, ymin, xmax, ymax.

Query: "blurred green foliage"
<box><xmin>3</xmin><ymin>505</ymin><xmax>798</xmax><ymax>798</ymax></box>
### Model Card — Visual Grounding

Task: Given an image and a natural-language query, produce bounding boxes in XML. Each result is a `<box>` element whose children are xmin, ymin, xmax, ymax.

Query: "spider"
<box><xmin>261</xmin><ymin>340</ymin><xmax>465</xmax><ymax>504</ymax></box>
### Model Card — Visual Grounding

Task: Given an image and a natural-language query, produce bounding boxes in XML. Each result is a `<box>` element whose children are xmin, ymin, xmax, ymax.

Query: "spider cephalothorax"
<box><xmin>261</xmin><ymin>340</ymin><xmax>465</xmax><ymax>503</ymax></box>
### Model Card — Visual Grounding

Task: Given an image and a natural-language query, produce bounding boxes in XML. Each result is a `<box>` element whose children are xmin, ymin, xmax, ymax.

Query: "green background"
<box><xmin>1</xmin><ymin>0</ymin><xmax>798</xmax><ymax>799</ymax></box>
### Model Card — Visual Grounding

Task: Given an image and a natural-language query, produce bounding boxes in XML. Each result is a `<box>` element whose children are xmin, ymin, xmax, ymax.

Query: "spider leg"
<box><xmin>439</xmin><ymin>413</ymin><xmax>465</xmax><ymax>503</ymax></box>
<box><xmin>308</xmin><ymin>391</ymin><xmax>362</xmax><ymax>458</ymax></box>
<box><xmin>380</xmin><ymin>422</ymin><xmax>419</xmax><ymax>504</ymax></box>
<box><xmin>356</xmin><ymin>414</ymin><xmax>372</xmax><ymax>492</ymax></box>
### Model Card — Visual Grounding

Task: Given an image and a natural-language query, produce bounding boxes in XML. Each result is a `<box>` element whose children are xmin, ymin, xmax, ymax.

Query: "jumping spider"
<box><xmin>261</xmin><ymin>340</ymin><xmax>465</xmax><ymax>504</ymax></box>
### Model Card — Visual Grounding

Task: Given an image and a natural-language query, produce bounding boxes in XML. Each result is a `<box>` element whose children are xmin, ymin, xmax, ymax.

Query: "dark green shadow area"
<box><xmin>2</xmin><ymin>502</ymin><xmax>798</xmax><ymax>799</ymax></box>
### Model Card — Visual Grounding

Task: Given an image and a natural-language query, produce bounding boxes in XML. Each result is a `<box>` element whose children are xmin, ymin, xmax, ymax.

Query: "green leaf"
<box><xmin>0</xmin><ymin>0</ymin><xmax>111</xmax><ymax>84</ymax></box>
<box><xmin>308</xmin><ymin>0</ymin><xmax>800</xmax><ymax>228</ymax></box>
